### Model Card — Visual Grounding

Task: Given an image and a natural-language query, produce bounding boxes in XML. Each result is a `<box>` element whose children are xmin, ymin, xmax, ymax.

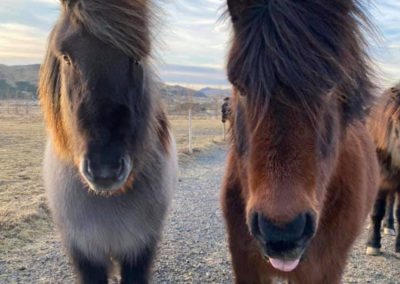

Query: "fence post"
<box><xmin>188</xmin><ymin>107</ymin><xmax>193</xmax><ymax>153</ymax></box>
<box><xmin>214</xmin><ymin>97</ymin><xmax>218</xmax><ymax>119</ymax></box>
<box><xmin>223</xmin><ymin>122</ymin><xmax>226</xmax><ymax>141</ymax></box>
<box><xmin>188</xmin><ymin>86</ymin><xmax>194</xmax><ymax>154</ymax></box>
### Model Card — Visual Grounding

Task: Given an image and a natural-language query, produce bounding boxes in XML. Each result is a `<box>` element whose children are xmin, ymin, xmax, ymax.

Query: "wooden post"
<box><xmin>188</xmin><ymin>86</ymin><xmax>193</xmax><ymax>154</ymax></box>
<box><xmin>214</xmin><ymin>97</ymin><xmax>218</xmax><ymax>119</ymax></box>
<box><xmin>164</xmin><ymin>87</ymin><xmax>169</xmax><ymax>116</ymax></box>
<box><xmin>223</xmin><ymin>122</ymin><xmax>226</xmax><ymax>141</ymax></box>
<box><xmin>188</xmin><ymin>107</ymin><xmax>193</xmax><ymax>153</ymax></box>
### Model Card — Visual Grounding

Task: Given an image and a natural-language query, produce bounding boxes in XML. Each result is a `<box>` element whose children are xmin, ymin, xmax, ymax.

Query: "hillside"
<box><xmin>200</xmin><ymin>87</ymin><xmax>231</xmax><ymax>97</ymax></box>
<box><xmin>0</xmin><ymin>64</ymin><xmax>40</xmax><ymax>100</ymax></box>
<box><xmin>161</xmin><ymin>84</ymin><xmax>207</xmax><ymax>100</ymax></box>
<box><xmin>0</xmin><ymin>64</ymin><xmax>231</xmax><ymax>102</ymax></box>
<box><xmin>0</xmin><ymin>64</ymin><xmax>40</xmax><ymax>86</ymax></box>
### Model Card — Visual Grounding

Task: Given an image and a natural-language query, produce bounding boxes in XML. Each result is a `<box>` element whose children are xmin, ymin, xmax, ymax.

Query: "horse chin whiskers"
<box><xmin>83</xmin><ymin>171</ymin><xmax>136</xmax><ymax>197</ymax></box>
<box><xmin>261</xmin><ymin>245</ymin><xmax>306</xmax><ymax>261</ymax></box>
<box><xmin>91</xmin><ymin>189</ymin><xmax>114</xmax><ymax>198</ymax></box>
<box><xmin>263</xmin><ymin>254</ymin><xmax>270</xmax><ymax>264</ymax></box>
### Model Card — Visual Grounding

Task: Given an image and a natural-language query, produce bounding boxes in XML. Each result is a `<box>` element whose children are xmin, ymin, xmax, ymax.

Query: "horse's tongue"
<box><xmin>269</xmin><ymin>258</ymin><xmax>300</xmax><ymax>272</ymax></box>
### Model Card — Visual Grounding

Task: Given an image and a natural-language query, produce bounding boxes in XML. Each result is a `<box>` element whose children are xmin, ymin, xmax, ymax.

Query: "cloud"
<box><xmin>31</xmin><ymin>0</ymin><xmax>58</xmax><ymax>5</ymax></box>
<box><xmin>156</xmin><ymin>0</ymin><xmax>230</xmax><ymax>69</ymax></box>
<box><xmin>0</xmin><ymin>0</ymin><xmax>59</xmax><ymax>64</ymax></box>
<box><xmin>157</xmin><ymin>64</ymin><xmax>229</xmax><ymax>88</ymax></box>
<box><xmin>0</xmin><ymin>23</ymin><xmax>48</xmax><ymax>64</ymax></box>
<box><xmin>367</xmin><ymin>1</ymin><xmax>400</xmax><ymax>87</ymax></box>
<box><xmin>154</xmin><ymin>0</ymin><xmax>400</xmax><ymax>88</ymax></box>
<box><xmin>0</xmin><ymin>0</ymin><xmax>398</xmax><ymax>88</ymax></box>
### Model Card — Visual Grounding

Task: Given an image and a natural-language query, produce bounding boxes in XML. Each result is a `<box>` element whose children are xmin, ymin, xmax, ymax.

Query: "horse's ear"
<box><xmin>60</xmin><ymin>0</ymin><xmax>77</xmax><ymax>8</ymax></box>
<box><xmin>227</xmin><ymin>0</ymin><xmax>245</xmax><ymax>24</ymax></box>
<box><xmin>391</xmin><ymin>87</ymin><xmax>400</xmax><ymax>100</ymax></box>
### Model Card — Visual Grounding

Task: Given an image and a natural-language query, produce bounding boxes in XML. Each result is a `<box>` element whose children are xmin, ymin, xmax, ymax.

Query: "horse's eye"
<box><xmin>234</xmin><ymin>82</ymin><xmax>247</xmax><ymax>96</ymax></box>
<box><xmin>62</xmin><ymin>54</ymin><xmax>71</xmax><ymax>65</ymax></box>
<box><xmin>130</xmin><ymin>58</ymin><xmax>140</xmax><ymax>66</ymax></box>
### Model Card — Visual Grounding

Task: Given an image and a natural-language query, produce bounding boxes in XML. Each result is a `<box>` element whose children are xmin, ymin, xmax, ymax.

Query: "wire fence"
<box><xmin>0</xmin><ymin>101</ymin><xmax>41</xmax><ymax>117</ymax></box>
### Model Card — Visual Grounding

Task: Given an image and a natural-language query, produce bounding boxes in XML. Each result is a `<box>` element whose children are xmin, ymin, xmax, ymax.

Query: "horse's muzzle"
<box><xmin>249</xmin><ymin>211</ymin><xmax>316</xmax><ymax>271</ymax></box>
<box><xmin>80</xmin><ymin>155</ymin><xmax>132</xmax><ymax>193</ymax></box>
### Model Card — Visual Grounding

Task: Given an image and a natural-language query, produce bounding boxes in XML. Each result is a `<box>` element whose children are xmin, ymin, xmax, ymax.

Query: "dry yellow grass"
<box><xmin>169</xmin><ymin>116</ymin><xmax>225</xmax><ymax>158</ymax></box>
<box><xmin>0</xmin><ymin>116</ymin><xmax>50</xmax><ymax>252</ymax></box>
<box><xmin>0</xmin><ymin>112</ymin><xmax>225</xmax><ymax>252</ymax></box>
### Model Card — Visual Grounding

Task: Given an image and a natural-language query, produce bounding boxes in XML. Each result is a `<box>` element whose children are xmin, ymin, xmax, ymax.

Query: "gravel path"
<box><xmin>1</xmin><ymin>146</ymin><xmax>400</xmax><ymax>283</ymax></box>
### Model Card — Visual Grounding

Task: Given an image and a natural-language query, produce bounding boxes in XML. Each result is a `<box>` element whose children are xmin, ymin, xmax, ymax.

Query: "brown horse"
<box><xmin>367</xmin><ymin>84</ymin><xmax>400</xmax><ymax>255</ymax></box>
<box><xmin>39</xmin><ymin>0</ymin><xmax>177</xmax><ymax>283</ymax></box>
<box><xmin>221</xmin><ymin>0</ymin><xmax>379</xmax><ymax>283</ymax></box>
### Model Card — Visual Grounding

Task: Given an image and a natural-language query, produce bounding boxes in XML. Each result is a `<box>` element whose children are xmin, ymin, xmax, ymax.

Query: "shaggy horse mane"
<box><xmin>39</xmin><ymin>29</ymin><xmax>66</xmax><ymax>157</ymax></box>
<box><xmin>65</xmin><ymin>0</ymin><xmax>155</xmax><ymax>59</ymax></box>
<box><xmin>369</xmin><ymin>83</ymin><xmax>400</xmax><ymax>152</ymax></box>
<box><xmin>39</xmin><ymin>0</ymin><xmax>158</xmax><ymax>159</ymax></box>
<box><xmin>226</xmin><ymin>0</ymin><xmax>375</xmax><ymax>125</ymax></box>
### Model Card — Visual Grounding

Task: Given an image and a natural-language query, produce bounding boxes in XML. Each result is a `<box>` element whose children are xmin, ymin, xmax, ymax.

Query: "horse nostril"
<box><xmin>117</xmin><ymin>158</ymin><xmax>125</xmax><ymax>180</ymax></box>
<box><xmin>250</xmin><ymin>212</ymin><xmax>264</xmax><ymax>243</ymax></box>
<box><xmin>82</xmin><ymin>159</ymin><xmax>94</xmax><ymax>181</ymax></box>
<box><xmin>303</xmin><ymin>212</ymin><xmax>316</xmax><ymax>239</ymax></box>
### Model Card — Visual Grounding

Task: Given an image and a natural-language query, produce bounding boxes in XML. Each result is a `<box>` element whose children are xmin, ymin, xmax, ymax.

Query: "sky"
<box><xmin>0</xmin><ymin>0</ymin><xmax>399</xmax><ymax>89</ymax></box>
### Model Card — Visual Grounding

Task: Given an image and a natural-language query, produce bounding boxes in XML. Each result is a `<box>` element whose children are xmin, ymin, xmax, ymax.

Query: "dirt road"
<box><xmin>1</xmin><ymin>147</ymin><xmax>400</xmax><ymax>283</ymax></box>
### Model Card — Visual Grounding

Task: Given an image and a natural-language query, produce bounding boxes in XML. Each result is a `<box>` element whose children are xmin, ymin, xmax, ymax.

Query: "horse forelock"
<box><xmin>39</xmin><ymin>0</ymin><xmax>163</xmax><ymax>161</ymax></box>
<box><xmin>65</xmin><ymin>0</ymin><xmax>155</xmax><ymax>59</ymax></box>
<box><xmin>227</xmin><ymin>0</ymin><xmax>375</xmax><ymax>126</ymax></box>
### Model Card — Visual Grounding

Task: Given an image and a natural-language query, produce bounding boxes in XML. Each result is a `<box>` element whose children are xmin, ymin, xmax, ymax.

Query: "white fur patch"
<box><xmin>44</xmin><ymin>134</ymin><xmax>177</xmax><ymax>265</ymax></box>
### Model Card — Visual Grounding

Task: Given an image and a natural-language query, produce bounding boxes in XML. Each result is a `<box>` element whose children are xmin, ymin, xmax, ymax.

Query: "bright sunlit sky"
<box><xmin>0</xmin><ymin>0</ymin><xmax>399</xmax><ymax>89</ymax></box>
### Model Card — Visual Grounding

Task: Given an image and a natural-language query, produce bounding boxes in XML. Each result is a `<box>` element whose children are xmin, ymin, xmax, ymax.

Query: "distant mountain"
<box><xmin>200</xmin><ymin>87</ymin><xmax>231</xmax><ymax>97</ymax></box>
<box><xmin>0</xmin><ymin>64</ymin><xmax>230</xmax><ymax>102</ymax></box>
<box><xmin>161</xmin><ymin>84</ymin><xmax>207</xmax><ymax>100</ymax></box>
<box><xmin>0</xmin><ymin>64</ymin><xmax>40</xmax><ymax>86</ymax></box>
<box><xmin>161</xmin><ymin>86</ymin><xmax>231</xmax><ymax>103</ymax></box>
<box><xmin>0</xmin><ymin>64</ymin><xmax>40</xmax><ymax>99</ymax></box>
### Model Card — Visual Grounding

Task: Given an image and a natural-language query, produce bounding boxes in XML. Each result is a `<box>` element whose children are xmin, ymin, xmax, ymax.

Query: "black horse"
<box><xmin>39</xmin><ymin>0</ymin><xmax>177</xmax><ymax>282</ymax></box>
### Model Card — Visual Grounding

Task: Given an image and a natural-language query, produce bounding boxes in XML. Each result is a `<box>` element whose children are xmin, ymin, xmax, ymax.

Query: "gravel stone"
<box><xmin>1</xmin><ymin>147</ymin><xmax>399</xmax><ymax>283</ymax></box>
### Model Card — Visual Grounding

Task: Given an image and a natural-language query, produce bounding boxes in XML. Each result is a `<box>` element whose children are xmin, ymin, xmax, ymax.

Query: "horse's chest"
<box><xmin>62</xmin><ymin>190</ymin><xmax>160</xmax><ymax>262</ymax></box>
<box><xmin>48</xmin><ymin>178</ymin><xmax>165</xmax><ymax>262</ymax></box>
<box><xmin>72</xmin><ymin>202</ymin><xmax>147</xmax><ymax>250</ymax></box>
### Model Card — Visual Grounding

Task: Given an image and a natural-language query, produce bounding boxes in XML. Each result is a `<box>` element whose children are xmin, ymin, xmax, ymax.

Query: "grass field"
<box><xmin>0</xmin><ymin>111</ymin><xmax>226</xmax><ymax>253</ymax></box>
